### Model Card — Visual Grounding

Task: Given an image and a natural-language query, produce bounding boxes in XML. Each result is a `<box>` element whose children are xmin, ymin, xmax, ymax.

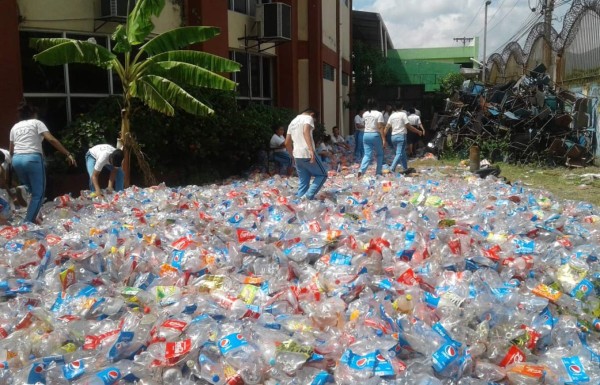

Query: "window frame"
<box><xmin>230</xmin><ymin>50</ymin><xmax>274</xmax><ymax>104</ymax></box>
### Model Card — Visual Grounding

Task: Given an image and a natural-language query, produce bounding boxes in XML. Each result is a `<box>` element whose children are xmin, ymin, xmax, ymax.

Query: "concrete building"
<box><xmin>0</xmin><ymin>0</ymin><xmax>353</xmax><ymax>146</ymax></box>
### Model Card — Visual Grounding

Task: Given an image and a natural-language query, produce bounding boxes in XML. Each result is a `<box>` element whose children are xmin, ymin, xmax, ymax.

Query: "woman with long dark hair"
<box><xmin>9</xmin><ymin>103</ymin><xmax>76</xmax><ymax>224</ymax></box>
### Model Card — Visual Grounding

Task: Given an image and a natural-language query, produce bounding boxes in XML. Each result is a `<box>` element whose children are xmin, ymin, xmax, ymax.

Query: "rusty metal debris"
<box><xmin>428</xmin><ymin>64</ymin><xmax>596</xmax><ymax>167</ymax></box>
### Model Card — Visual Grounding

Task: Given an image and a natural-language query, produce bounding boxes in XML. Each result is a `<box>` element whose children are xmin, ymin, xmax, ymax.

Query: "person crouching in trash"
<box><xmin>85</xmin><ymin>144</ymin><xmax>124</xmax><ymax>198</ymax></box>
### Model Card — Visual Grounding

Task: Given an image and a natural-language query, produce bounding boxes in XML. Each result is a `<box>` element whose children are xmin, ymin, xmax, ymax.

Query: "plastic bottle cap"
<box><xmin>406</xmin><ymin>294</ymin><xmax>412</xmax><ymax>301</ymax></box>
<box><xmin>212</xmin><ymin>375</ymin><xmax>220</xmax><ymax>383</ymax></box>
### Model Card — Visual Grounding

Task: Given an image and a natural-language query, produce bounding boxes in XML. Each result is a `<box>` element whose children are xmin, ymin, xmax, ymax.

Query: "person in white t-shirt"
<box><xmin>0</xmin><ymin>149</ymin><xmax>11</xmax><ymax>189</ymax></box>
<box><xmin>10</xmin><ymin>103</ymin><xmax>76</xmax><ymax>224</ymax></box>
<box><xmin>358</xmin><ymin>100</ymin><xmax>386</xmax><ymax>177</ymax></box>
<box><xmin>269</xmin><ymin>124</ymin><xmax>293</xmax><ymax>176</ymax></box>
<box><xmin>385</xmin><ymin>103</ymin><xmax>423</xmax><ymax>172</ymax></box>
<box><xmin>284</xmin><ymin>108</ymin><xmax>327</xmax><ymax>200</ymax></box>
<box><xmin>353</xmin><ymin>108</ymin><xmax>365</xmax><ymax>162</ymax></box>
<box><xmin>407</xmin><ymin>107</ymin><xmax>425</xmax><ymax>157</ymax></box>
<box><xmin>330</xmin><ymin>126</ymin><xmax>350</xmax><ymax>151</ymax></box>
<box><xmin>85</xmin><ymin>144</ymin><xmax>124</xmax><ymax>197</ymax></box>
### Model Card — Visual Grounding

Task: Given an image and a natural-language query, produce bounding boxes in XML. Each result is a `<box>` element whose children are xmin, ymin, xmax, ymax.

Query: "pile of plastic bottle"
<box><xmin>2</xmin><ymin>167</ymin><xmax>600</xmax><ymax>385</ymax></box>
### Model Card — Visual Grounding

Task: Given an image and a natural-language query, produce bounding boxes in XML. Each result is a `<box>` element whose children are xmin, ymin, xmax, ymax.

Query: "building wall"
<box><xmin>323</xmin><ymin>78</ymin><xmax>337</xmax><ymax>132</ymax></box>
<box><xmin>297</xmin><ymin>0</ymin><xmax>308</xmax><ymax>41</ymax></box>
<box><xmin>18</xmin><ymin>0</ymin><xmax>181</xmax><ymax>35</ymax></box>
<box><xmin>322</xmin><ymin>1</ymin><xmax>337</xmax><ymax>52</ymax></box>
<box><xmin>298</xmin><ymin>59</ymin><xmax>310</xmax><ymax>110</ymax></box>
<box><xmin>0</xmin><ymin>0</ymin><xmax>22</xmax><ymax>145</ymax></box>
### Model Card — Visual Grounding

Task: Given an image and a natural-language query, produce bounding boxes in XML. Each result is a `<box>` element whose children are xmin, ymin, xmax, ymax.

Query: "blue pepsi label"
<box><xmin>571</xmin><ymin>279</ymin><xmax>594</xmax><ymax>299</ymax></box>
<box><xmin>27</xmin><ymin>362</ymin><xmax>46</xmax><ymax>384</ymax></box>
<box><xmin>310</xmin><ymin>370</ymin><xmax>333</xmax><ymax>385</ymax></box>
<box><xmin>513</xmin><ymin>239</ymin><xmax>535</xmax><ymax>254</ymax></box>
<box><xmin>171</xmin><ymin>250</ymin><xmax>185</xmax><ymax>269</ymax></box>
<box><xmin>561</xmin><ymin>356</ymin><xmax>589</xmax><ymax>383</ymax></box>
<box><xmin>63</xmin><ymin>359</ymin><xmax>86</xmax><ymax>380</ymax></box>
<box><xmin>424</xmin><ymin>291</ymin><xmax>440</xmax><ymax>308</ymax></box>
<box><xmin>373</xmin><ymin>351</ymin><xmax>395</xmax><ymax>376</ymax></box>
<box><xmin>339</xmin><ymin>349</ymin><xmax>375</xmax><ymax>371</ymax></box>
<box><xmin>94</xmin><ymin>367</ymin><xmax>122</xmax><ymax>385</ymax></box>
<box><xmin>108</xmin><ymin>331</ymin><xmax>135</xmax><ymax>359</ymax></box>
<box><xmin>218</xmin><ymin>332</ymin><xmax>248</xmax><ymax>355</ymax></box>
<box><xmin>432</xmin><ymin>343</ymin><xmax>460</xmax><ymax>372</ymax></box>
<box><xmin>329</xmin><ymin>252</ymin><xmax>352</xmax><ymax>266</ymax></box>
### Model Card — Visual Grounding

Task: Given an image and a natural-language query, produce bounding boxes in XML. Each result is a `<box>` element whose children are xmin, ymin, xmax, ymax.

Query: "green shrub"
<box><xmin>55</xmin><ymin>91</ymin><xmax>298</xmax><ymax>186</ymax></box>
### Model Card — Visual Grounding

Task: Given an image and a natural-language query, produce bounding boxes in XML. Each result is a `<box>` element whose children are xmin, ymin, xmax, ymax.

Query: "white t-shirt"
<box><xmin>354</xmin><ymin>114</ymin><xmax>365</xmax><ymax>131</ymax></box>
<box><xmin>9</xmin><ymin>119</ymin><xmax>49</xmax><ymax>155</ymax></box>
<box><xmin>388</xmin><ymin>111</ymin><xmax>410</xmax><ymax>136</ymax></box>
<box><xmin>362</xmin><ymin>110</ymin><xmax>384</xmax><ymax>133</ymax></box>
<box><xmin>0</xmin><ymin>149</ymin><xmax>10</xmax><ymax>172</ymax></box>
<box><xmin>408</xmin><ymin>114</ymin><xmax>422</xmax><ymax>127</ymax></box>
<box><xmin>269</xmin><ymin>134</ymin><xmax>286</xmax><ymax>152</ymax></box>
<box><xmin>89</xmin><ymin>144</ymin><xmax>117</xmax><ymax>172</ymax></box>
<box><xmin>331</xmin><ymin>134</ymin><xmax>345</xmax><ymax>144</ymax></box>
<box><xmin>287</xmin><ymin>114</ymin><xmax>315</xmax><ymax>159</ymax></box>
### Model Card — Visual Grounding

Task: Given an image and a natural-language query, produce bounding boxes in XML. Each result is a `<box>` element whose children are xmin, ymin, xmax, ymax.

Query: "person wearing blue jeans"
<box><xmin>85</xmin><ymin>144</ymin><xmax>125</xmax><ymax>197</ymax></box>
<box><xmin>285</xmin><ymin>108</ymin><xmax>327</xmax><ymax>200</ymax></box>
<box><xmin>9</xmin><ymin>103</ymin><xmax>76</xmax><ymax>224</ymax></box>
<box><xmin>358</xmin><ymin>101</ymin><xmax>386</xmax><ymax>177</ymax></box>
<box><xmin>270</xmin><ymin>125</ymin><xmax>293</xmax><ymax>176</ymax></box>
<box><xmin>386</xmin><ymin>103</ymin><xmax>421</xmax><ymax>172</ymax></box>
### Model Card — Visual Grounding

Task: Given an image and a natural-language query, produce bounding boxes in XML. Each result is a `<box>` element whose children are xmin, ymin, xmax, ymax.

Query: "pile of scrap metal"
<box><xmin>427</xmin><ymin>64</ymin><xmax>596</xmax><ymax>167</ymax></box>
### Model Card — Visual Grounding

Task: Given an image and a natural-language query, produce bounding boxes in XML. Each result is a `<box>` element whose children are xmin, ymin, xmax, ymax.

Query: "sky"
<box><xmin>353</xmin><ymin>0</ymin><xmax>571</xmax><ymax>60</ymax></box>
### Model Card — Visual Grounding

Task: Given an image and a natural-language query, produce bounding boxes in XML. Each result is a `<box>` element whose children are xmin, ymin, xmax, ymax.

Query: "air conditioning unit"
<box><xmin>256</xmin><ymin>2</ymin><xmax>291</xmax><ymax>41</ymax></box>
<box><xmin>100</xmin><ymin>0</ymin><xmax>136</xmax><ymax>19</ymax></box>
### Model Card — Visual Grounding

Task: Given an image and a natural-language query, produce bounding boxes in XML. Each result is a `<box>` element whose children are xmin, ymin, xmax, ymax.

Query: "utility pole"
<box><xmin>543</xmin><ymin>0</ymin><xmax>555</xmax><ymax>78</ymax></box>
<box><xmin>453</xmin><ymin>37</ymin><xmax>474</xmax><ymax>47</ymax></box>
<box><xmin>482</xmin><ymin>1</ymin><xmax>491</xmax><ymax>84</ymax></box>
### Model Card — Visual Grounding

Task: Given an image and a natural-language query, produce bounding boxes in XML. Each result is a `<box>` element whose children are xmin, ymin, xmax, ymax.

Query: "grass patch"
<box><xmin>414</xmin><ymin>158</ymin><xmax>600</xmax><ymax>207</ymax></box>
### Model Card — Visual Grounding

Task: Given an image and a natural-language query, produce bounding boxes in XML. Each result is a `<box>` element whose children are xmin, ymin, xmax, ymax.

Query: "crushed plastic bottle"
<box><xmin>2</xmin><ymin>167</ymin><xmax>600</xmax><ymax>384</ymax></box>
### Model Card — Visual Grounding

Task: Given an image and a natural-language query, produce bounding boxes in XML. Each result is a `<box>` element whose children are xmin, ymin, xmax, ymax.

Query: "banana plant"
<box><xmin>30</xmin><ymin>0</ymin><xmax>240</xmax><ymax>186</ymax></box>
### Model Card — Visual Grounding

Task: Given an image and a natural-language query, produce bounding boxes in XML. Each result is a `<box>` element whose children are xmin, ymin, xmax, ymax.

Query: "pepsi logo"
<box><xmin>34</xmin><ymin>364</ymin><xmax>44</xmax><ymax>373</ymax></box>
<box><xmin>445</xmin><ymin>345</ymin><xmax>456</xmax><ymax>357</ymax></box>
<box><xmin>0</xmin><ymin>363</ymin><xmax>5</xmax><ymax>369</ymax></box>
<box><xmin>355</xmin><ymin>358</ymin><xmax>368</xmax><ymax>367</ymax></box>
<box><xmin>220</xmin><ymin>338</ymin><xmax>230</xmax><ymax>348</ymax></box>
<box><xmin>173</xmin><ymin>255</ymin><xmax>180</xmax><ymax>262</ymax></box>
<box><xmin>71</xmin><ymin>360</ymin><xmax>81</xmax><ymax>368</ymax></box>
<box><xmin>108</xmin><ymin>370</ymin><xmax>120</xmax><ymax>379</ymax></box>
<box><xmin>236</xmin><ymin>333</ymin><xmax>244</xmax><ymax>340</ymax></box>
<box><xmin>570</xmin><ymin>365</ymin><xmax>582</xmax><ymax>374</ymax></box>
<box><xmin>376</xmin><ymin>353</ymin><xmax>386</xmax><ymax>362</ymax></box>
<box><xmin>581</xmin><ymin>285</ymin><xmax>589</xmax><ymax>292</ymax></box>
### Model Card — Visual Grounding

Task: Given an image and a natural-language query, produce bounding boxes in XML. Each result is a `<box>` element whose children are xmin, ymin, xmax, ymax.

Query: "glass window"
<box><xmin>323</xmin><ymin>63</ymin><xmax>335</xmax><ymax>81</ymax></box>
<box><xmin>229</xmin><ymin>0</ymin><xmax>271</xmax><ymax>15</ymax></box>
<box><xmin>66</xmin><ymin>34</ymin><xmax>110</xmax><ymax>94</ymax></box>
<box><xmin>262</xmin><ymin>57</ymin><xmax>272</xmax><ymax>98</ymax></box>
<box><xmin>21</xmin><ymin>30</ymin><xmax>116</xmax><ymax>128</ymax></box>
<box><xmin>342</xmin><ymin>72</ymin><xmax>349</xmax><ymax>86</ymax></box>
<box><xmin>21</xmin><ymin>31</ymin><xmax>65</xmax><ymax>93</ymax></box>
<box><xmin>230</xmin><ymin>51</ymin><xmax>272</xmax><ymax>103</ymax></box>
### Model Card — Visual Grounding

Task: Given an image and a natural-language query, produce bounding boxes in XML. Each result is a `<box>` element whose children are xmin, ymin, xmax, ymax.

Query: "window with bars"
<box><xmin>229</xmin><ymin>0</ymin><xmax>272</xmax><ymax>16</ymax></box>
<box><xmin>20</xmin><ymin>30</ymin><xmax>115</xmax><ymax>129</ymax></box>
<box><xmin>323</xmin><ymin>63</ymin><xmax>335</xmax><ymax>81</ymax></box>
<box><xmin>230</xmin><ymin>51</ymin><xmax>273</xmax><ymax>104</ymax></box>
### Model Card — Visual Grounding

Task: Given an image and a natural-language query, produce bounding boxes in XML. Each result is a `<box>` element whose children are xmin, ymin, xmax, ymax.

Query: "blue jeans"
<box><xmin>354</xmin><ymin>130</ymin><xmax>364</xmax><ymax>161</ymax></box>
<box><xmin>12</xmin><ymin>153</ymin><xmax>45</xmax><ymax>223</ymax></box>
<box><xmin>272</xmin><ymin>151</ymin><xmax>291</xmax><ymax>175</ymax></box>
<box><xmin>294</xmin><ymin>157</ymin><xmax>328</xmax><ymax>200</ymax></box>
<box><xmin>390</xmin><ymin>134</ymin><xmax>408</xmax><ymax>172</ymax></box>
<box><xmin>360</xmin><ymin>132</ymin><xmax>384</xmax><ymax>175</ymax></box>
<box><xmin>85</xmin><ymin>152</ymin><xmax>124</xmax><ymax>192</ymax></box>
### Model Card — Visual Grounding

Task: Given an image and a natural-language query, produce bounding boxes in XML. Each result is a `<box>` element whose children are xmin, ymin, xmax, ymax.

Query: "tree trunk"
<box><xmin>120</xmin><ymin>105</ymin><xmax>132</xmax><ymax>188</ymax></box>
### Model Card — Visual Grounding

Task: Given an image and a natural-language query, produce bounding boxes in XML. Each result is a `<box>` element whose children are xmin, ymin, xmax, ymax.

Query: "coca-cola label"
<box><xmin>164</xmin><ymin>339</ymin><xmax>192</xmax><ymax>359</ymax></box>
<box><xmin>236</xmin><ymin>228</ymin><xmax>256</xmax><ymax>242</ymax></box>
<box><xmin>162</xmin><ymin>319</ymin><xmax>188</xmax><ymax>332</ymax></box>
<box><xmin>499</xmin><ymin>345</ymin><xmax>526</xmax><ymax>367</ymax></box>
<box><xmin>218</xmin><ymin>332</ymin><xmax>248</xmax><ymax>356</ymax></box>
<box><xmin>83</xmin><ymin>329</ymin><xmax>120</xmax><ymax>350</ymax></box>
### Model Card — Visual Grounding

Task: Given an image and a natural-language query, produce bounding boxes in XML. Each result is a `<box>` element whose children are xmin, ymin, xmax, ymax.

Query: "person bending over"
<box><xmin>85</xmin><ymin>144</ymin><xmax>124</xmax><ymax>197</ymax></box>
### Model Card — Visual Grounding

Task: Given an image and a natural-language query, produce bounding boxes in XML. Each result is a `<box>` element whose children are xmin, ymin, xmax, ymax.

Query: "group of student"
<box><xmin>354</xmin><ymin>100</ymin><xmax>425</xmax><ymax>177</ymax></box>
<box><xmin>277</xmin><ymin>100</ymin><xmax>427</xmax><ymax>202</ymax></box>
<box><xmin>1</xmin><ymin>103</ymin><xmax>125</xmax><ymax>224</ymax></box>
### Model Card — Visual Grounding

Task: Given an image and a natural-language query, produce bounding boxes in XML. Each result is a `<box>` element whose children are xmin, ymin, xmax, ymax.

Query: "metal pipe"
<box><xmin>483</xmin><ymin>0</ymin><xmax>491</xmax><ymax>84</ymax></box>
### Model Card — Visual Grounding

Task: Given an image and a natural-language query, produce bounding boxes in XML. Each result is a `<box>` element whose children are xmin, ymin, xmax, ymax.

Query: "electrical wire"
<box><xmin>485</xmin><ymin>0</ymin><xmax>508</xmax><ymax>27</ymax></box>
<box><xmin>461</xmin><ymin>1</ymin><xmax>486</xmax><ymax>37</ymax></box>
<box><xmin>484</xmin><ymin>0</ymin><xmax>521</xmax><ymax>35</ymax></box>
